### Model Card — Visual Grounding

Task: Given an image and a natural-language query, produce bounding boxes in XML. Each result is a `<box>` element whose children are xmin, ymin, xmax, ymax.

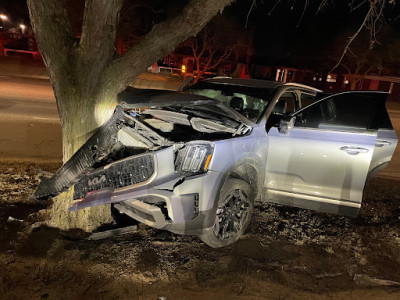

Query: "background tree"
<box><xmin>325</xmin><ymin>0</ymin><xmax>397</xmax><ymax>75</ymax></box>
<box><xmin>27</xmin><ymin>0</ymin><xmax>234</xmax><ymax>231</ymax></box>
<box><xmin>185</xmin><ymin>24</ymin><xmax>232</xmax><ymax>83</ymax></box>
<box><xmin>321</xmin><ymin>25</ymin><xmax>400</xmax><ymax>89</ymax></box>
<box><xmin>340</xmin><ymin>46</ymin><xmax>382</xmax><ymax>90</ymax></box>
<box><xmin>180</xmin><ymin>14</ymin><xmax>252</xmax><ymax>82</ymax></box>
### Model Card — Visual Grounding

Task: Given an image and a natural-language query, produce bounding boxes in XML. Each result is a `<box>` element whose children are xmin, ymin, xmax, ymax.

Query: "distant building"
<box><xmin>270</xmin><ymin>66</ymin><xmax>400</xmax><ymax>101</ymax></box>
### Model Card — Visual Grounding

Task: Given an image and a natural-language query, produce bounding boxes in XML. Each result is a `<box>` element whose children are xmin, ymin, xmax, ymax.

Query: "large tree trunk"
<box><xmin>28</xmin><ymin>0</ymin><xmax>235</xmax><ymax>231</ymax></box>
<box><xmin>48</xmin><ymin>92</ymin><xmax>117</xmax><ymax>231</ymax></box>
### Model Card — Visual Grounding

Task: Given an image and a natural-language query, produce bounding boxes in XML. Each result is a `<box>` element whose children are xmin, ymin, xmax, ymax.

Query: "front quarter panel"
<box><xmin>207</xmin><ymin>126</ymin><xmax>268</xmax><ymax>203</ymax></box>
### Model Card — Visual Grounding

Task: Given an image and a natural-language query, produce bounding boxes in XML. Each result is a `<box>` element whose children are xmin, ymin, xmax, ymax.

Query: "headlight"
<box><xmin>175</xmin><ymin>142</ymin><xmax>214</xmax><ymax>176</ymax></box>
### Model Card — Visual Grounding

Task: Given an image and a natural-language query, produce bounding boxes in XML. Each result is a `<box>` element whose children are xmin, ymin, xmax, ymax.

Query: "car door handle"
<box><xmin>340</xmin><ymin>146</ymin><xmax>369</xmax><ymax>155</ymax></box>
<box><xmin>375</xmin><ymin>140</ymin><xmax>392</xmax><ymax>147</ymax></box>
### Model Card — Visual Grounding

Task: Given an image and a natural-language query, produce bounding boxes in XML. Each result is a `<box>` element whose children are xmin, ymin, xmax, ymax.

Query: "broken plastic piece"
<box><xmin>34</xmin><ymin>106</ymin><xmax>172</xmax><ymax>199</ymax></box>
<box><xmin>87</xmin><ymin>225</ymin><xmax>138</xmax><ymax>240</ymax></box>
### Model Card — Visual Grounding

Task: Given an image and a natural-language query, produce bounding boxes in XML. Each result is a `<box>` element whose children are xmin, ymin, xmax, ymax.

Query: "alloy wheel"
<box><xmin>213</xmin><ymin>188</ymin><xmax>250</xmax><ymax>240</ymax></box>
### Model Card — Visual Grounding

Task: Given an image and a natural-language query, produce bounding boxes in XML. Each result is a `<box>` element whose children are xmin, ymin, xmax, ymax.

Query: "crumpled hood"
<box><xmin>34</xmin><ymin>90</ymin><xmax>252</xmax><ymax>199</ymax></box>
<box><xmin>34</xmin><ymin>106</ymin><xmax>173</xmax><ymax>199</ymax></box>
<box><xmin>118</xmin><ymin>87</ymin><xmax>251</xmax><ymax>126</ymax></box>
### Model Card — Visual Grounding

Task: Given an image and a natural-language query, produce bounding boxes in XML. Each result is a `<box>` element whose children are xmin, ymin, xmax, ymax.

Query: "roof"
<box><xmin>283</xmin><ymin>82</ymin><xmax>323</xmax><ymax>93</ymax></box>
<box><xmin>203</xmin><ymin>78</ymin><xmax>322</xmax><ymax>93</ymax></box>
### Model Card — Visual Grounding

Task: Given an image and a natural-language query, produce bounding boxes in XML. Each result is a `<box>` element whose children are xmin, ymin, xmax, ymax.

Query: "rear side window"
<box><xmin>294</xmin><ymin>92</ymin><xmax>390</xmax><ymax>132</ymax></box>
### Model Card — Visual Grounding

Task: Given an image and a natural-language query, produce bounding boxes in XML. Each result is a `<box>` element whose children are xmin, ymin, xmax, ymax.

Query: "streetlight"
<box><xmin>20</xmin><ymin>24</ymin><xmax>26</xmax><ymax>34</ymax></box>
<box><xmin>0</xmin><ymin>14</ymin><xmax>7</xmax><ymax>30</ymax></box>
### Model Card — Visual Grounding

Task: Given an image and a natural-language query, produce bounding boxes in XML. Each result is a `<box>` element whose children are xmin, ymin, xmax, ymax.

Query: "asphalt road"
<box><xmin>0</xmin><ymin>76</ymin><xmax>61</xmax><ymax>161</ymax></box>
<box><xmin>0</xmin><ymin>75</ymin><xmax>399</xmax><ymax>178</ymax></box>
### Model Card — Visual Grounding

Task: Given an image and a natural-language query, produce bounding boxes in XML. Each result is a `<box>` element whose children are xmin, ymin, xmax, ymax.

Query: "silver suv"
<box><xmin>35</xmin><ymin>78</ymin><xmax>398</xmax><ymax>248</ymax></box>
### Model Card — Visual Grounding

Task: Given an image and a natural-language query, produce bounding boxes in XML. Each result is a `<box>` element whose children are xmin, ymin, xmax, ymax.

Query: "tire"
<box><xmin>199</xmin><ymin>178</ymin><xmax>254</xmax><ymax>248</ymax></box>
<box><xmin>111</xmin><ymin>203</ymin><xmax>139</xmax><ymax>227</ymax></box>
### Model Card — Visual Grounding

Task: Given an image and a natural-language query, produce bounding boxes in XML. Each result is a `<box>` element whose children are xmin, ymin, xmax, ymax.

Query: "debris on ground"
<box><xmin>87</xmin><ymin>225</ymin><xmax>138</xmax><ymax>241</ymax></box>
<box><xmin>0</xmin><ymin>161</ymin><xmax>399</xmax><ymax>299</ymax></box>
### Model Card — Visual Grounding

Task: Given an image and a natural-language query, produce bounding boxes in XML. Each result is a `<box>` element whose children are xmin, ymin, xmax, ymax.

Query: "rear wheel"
<box><xmin>199</xmin><ymin>178</ymin><xmax>254</xmax><ymax>248</ymax></box>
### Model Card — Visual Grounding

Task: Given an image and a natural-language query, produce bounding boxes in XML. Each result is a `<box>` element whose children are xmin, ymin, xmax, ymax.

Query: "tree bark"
<box><xmin>28</xmin><ymin>0</ymin><xmax>234</xmax><ymax>231</ymax></box>
<box><xmin>47</xmin><ymin>91</ymin><xmax>119</xmax><ymax>230</ymax></box>
<box><xmin>28</xmin><ymin>0</ymin><xmax>124</xmax><ymax>230</ymax></box>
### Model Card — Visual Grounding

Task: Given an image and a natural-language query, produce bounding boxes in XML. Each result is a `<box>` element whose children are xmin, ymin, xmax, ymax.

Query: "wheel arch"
<box><xmin>218</xmin><ymin>156</ymin><xmax>264</xmax><ymax>202</ymax></box>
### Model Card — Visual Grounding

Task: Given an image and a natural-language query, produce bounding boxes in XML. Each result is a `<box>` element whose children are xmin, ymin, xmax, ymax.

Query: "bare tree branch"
<box><xmin>367</xmin><ymin>0</ymin><xmax>386</xmax><ymax>48</ymax></box>
<box><xmin>245</xmin><ymin>0</ymin><xmax>256</xmax><ymax>28</ymax></box>
<box><xmin>188</xmin><ymin>24</ymin><xmax>232</xmax><ymax>83</ymax></box>
<box><xmin>296</xmin><ymin>0</ymin><xmax>309</xmax><ymax>27</ymax></box>
<box><xmin>102</xmin><ymin>0</ymin><xmax>234</xmax><ymax>94</ymax></box>
<box><xmin>193</xmin><ymin>38</ymin><xmax>199</xmax><ymax>55</ymax></box>
<box><xmin>330</xmin><ymin>4</ymin><xmax>373</xmax><ymax>73</ymax></box>
<box><xmin>269</xmin><ymin>0</ymin><xmax>282</xmax><ymax>16</ymax></box>
<box><xmin>350</xmin><ymin>0</ymin><xmax>367</xmax><ymax>12</ymax></box>
<box><xmin>330</xmin><ymin>0</ymin><xmax>393</xmax><ymax>73</ymax></box>
<box><xmin>316</xmin><ymin>0</ymin><xmax>331</xmax><ymax>14</ymax></box>
<box><xmin>341</xmin><ymin>63</ymin><xmax>352</xmax><ymax>74</ymax></box>
<box><xmin>208</xmin><ymin>47</ymin><xmax>232</xmax><ymax>70</ymax></box>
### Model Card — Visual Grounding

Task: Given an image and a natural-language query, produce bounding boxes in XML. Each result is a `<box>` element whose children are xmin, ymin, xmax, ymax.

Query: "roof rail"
<box><xmin>210</xmin><ymin>76</ymin><xmax>232</xmax><ymax>79</ymax></box>
<box><xmin>283</xmin><ymin>82</ymin><xmax>323</xmax><ymax>93</ymax></box>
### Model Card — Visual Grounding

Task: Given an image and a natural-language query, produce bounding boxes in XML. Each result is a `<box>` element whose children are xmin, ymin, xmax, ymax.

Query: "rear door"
<box><xmin>368</xmin><ymin>99</ymin><xmax>398</xmax><ymax>178</ymax></box>
<box><xmin>265</xmin><ymin>92</ymin><xmax>388</xmax><ymax>216</ymax></box>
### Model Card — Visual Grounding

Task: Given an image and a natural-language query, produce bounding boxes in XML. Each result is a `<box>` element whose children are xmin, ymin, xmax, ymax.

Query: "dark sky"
<box><xmin>1</xmin><ymin>0</ymin><xmax>399</xmax><ymax>70</ymax></box>
<box><xmin>230</xmin><ymin>1</ymin><xmax>400</xmax><ymax>68</ymax></box>
<box><xmin>0</xmin><ymin>0</ymin><xmax>29</xmax><ymax>25</ymax></box>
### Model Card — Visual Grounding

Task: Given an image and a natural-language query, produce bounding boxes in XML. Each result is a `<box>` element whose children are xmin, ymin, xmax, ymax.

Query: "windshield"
<box><xmin>186</xmin><ymin>82</ymin><xmax>273</xmax><ymax>122</ymax></box>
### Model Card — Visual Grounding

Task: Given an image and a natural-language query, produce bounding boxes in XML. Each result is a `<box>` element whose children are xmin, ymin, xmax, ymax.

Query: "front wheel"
<box><xmin>199</xmin><ymin>178</ymin><xmax>254</xmax><ymax>248</ymax></box>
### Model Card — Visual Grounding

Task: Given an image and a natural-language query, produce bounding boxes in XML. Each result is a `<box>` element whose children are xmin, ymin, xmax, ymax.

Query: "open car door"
<box><xmin>265</xmin><ymin>91</ymin><xmax>397</xmax><ymax>216</ymax></box>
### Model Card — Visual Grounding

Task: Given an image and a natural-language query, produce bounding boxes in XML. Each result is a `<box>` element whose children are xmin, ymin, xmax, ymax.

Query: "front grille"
<box><xmin>73</xmin><ymin>154</ymin><xmax>155</xmax><ymax>200</ymax></box>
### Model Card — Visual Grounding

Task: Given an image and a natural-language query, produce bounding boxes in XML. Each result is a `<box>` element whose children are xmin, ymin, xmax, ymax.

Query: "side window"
<box><xmin>294</xmin><ymin>102</ymin><xmax>323</xmax><ymax>128</ymax></box>
<box><xmin>294</xmin><ymin>93</ymin><xmax>386</xmax><ymax>132</ymax></box>
<box><xmin>300</xmin><ymin>94</ymin><xmax>317</xmax><ymax>108</ymax></box>
<box><xmin>275</xmin><ymin>92</ymin><xmax>297</xmax><ymax>114</ymax></box>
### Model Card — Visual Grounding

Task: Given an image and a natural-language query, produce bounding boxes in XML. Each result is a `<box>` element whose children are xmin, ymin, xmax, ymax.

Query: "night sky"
<box><xmin>0</xmin><ymin>0</ymin><xmax>29</xmax><ymax>26</ymax></box>
<box><xmin>233</xmin><ymin>1</ymin><xmax>400</xmax><ymax>68</ymax></box>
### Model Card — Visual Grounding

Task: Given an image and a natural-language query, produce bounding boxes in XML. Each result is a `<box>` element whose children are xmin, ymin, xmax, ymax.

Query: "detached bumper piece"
<box><xmin>34</xmin><ymin>106</ymin><xmax>171</xmax><ymax>199</ymax></box>
<box><xmin>74</xmin><ymin>153</ymin><xmax>155</xmax><ymax>200</ymax></box>
<box><xmin>114</xmin><ymin>200</ymin><xmax>169</xmax><ymax>229</ymax></box>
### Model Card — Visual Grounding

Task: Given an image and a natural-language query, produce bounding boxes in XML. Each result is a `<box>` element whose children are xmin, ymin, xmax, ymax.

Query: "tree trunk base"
<box><xmin>47</xmin><ymin>189</ymin><xmax>112</xmax><ymax>232</ymax></box>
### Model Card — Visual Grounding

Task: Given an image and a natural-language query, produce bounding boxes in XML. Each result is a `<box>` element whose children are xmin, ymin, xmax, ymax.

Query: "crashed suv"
<box><xmin>35</xmin><ymin>78</ymin><xmax>398</xmax><ymax>248</ymax></box>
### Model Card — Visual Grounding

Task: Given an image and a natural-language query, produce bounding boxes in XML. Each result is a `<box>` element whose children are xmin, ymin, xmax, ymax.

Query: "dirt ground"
<box><xmin>1</xmin><ymin>160</ymin><xmax>400</xmax><ymax>299</ymax></box>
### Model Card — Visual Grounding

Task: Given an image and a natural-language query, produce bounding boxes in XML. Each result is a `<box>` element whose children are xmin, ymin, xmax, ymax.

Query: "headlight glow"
<box><xmin>175</xmin><ymin>142</ymin><xmax>214</xmax><ymax>176</ymax></box>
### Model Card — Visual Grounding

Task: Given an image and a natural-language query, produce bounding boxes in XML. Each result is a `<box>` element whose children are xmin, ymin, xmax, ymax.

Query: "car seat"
<box><xmin>230</xmin><ymin>97</ymin><xmax>244</xmax><ymax>112</ymax></box>
<box><xmin>272</xmin><ymin>100</ymin><xmax>287</xmax><ymax>115</ymax></box>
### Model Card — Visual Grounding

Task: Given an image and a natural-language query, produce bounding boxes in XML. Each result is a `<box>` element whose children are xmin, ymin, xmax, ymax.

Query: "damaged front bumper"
<box><xmin>34</xmin><ymin>106</ymin><xmax>173</xmax><ymax>199</ymax></box>
<box><xmin>69</xmin><ymin>146</ymin><xmax>220</xmax><ymax>235</ymax></box>
<box><xmin>34</xmin><ymin>105</ymin><xmax>223</xmax><ymax>234</ymax></box>
<box><xmin>35</xmin><ymin>102</ymin><xmax>247</xmax><ymax>200</ymax></box>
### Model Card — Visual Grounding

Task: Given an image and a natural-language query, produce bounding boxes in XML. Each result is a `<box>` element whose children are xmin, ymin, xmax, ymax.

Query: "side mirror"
<box><xmin>279</xmin><ymin>116</ymin><xmax>295</xmax><ymax>134</ymax></box>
